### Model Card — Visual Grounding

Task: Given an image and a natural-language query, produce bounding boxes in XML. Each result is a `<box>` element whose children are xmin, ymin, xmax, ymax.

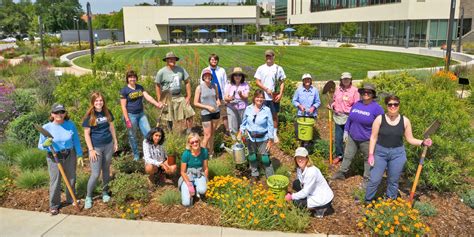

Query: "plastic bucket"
<box><xmin>297</xmin><ymin>117</ymin><xmax>315</xmax><ymax>141</ymax></box>
<box><xmin>232</xmin><ymin>143</ymin><xmax>246</xmax><ymax>164</ymax></box>
<box><xmin>266</xmin><ymin>175</ymin><xmax>289</xmax><ymax>203</ymax></box>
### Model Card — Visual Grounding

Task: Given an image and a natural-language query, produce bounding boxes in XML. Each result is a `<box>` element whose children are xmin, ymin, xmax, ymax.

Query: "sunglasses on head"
<box><xmin>387</xmin><ymin>103</ymin><xmax>400</xmax><ymax>108</ymax></box>
<box><xmin>53</xmin><ymin>111</ymin><xmax>66</xmax><ymax>115</ymax></box>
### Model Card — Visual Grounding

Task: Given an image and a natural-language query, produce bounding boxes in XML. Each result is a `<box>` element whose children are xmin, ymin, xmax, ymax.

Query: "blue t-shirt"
<box><xmin>120</xmin><ymin>84</ymin><xmax>145</xmax><ymax>114</ymax></box>
<box><xmin>82</xmin><ymin>111</ymin><xmax>114</xmax><ymax>147</ymax></box>
<box><xmin>181</xmin><ymin>148</ymin><xmax>208</xmax><ymax>169</ymax></box>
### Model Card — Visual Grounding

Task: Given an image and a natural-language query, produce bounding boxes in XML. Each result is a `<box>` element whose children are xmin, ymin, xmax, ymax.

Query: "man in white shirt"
<box><xmin>254</xmin><ymin>49</ymin><xmax>286</xmax><ymax>143</ymax></box>
<box><xmin>201</xmin><ymin>54</ymin><xmax>230</xmax><ymax>135</ymax></box>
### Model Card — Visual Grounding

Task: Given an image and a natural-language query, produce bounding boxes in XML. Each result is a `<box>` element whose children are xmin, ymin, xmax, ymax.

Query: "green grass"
<box><xmin>208</xmin><ymin>155</ymin><xmax>234</xmax><ymax>179</ymax></box>
<box><xmin>17</xmin><ymin>149</ymin><xmax>48</xmax><ymax>171</ymax></box>
<box><xmin>74</xmin><ymin>46</ymin><xmax>446</xmax><ymax>80</ymax></box>
<box><xmin>0</xmin><ymin>141</ymin><xmax>26</xmax><ymax>165</ymax></box>
<box><xmin>158</xmin><ymin>189</ymin><xmax>181</xmax><ymax>206</ymax></box>
<box><xmin>413</xmin><ymin>201</ymin><xmax>438</xmax><ymax>216</ymax></box>
<box><xmin>15</xmin><ymin>169</ymin><xmax>49</xmax><ymax>189</ymax></box>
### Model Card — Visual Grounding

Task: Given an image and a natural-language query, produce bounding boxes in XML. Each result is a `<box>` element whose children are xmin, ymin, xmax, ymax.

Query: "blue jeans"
<box><xmin>181</xmin><ymin>176</ymin><xmax>207</xmax><ymax>207</ymax></box>
<box><xmin>365</xmin><ymin>144</ymin><xmax>406</xmax><ymax>201</ymax></box>
<box><xmin>126</xmin><ymin>112</ymin><xmax>151</xmax><ymax>160</ymax></box>
<box><xmin>334</xmin><ymin>123</ymin><xmax>345</xmax><ymax>157</ymax></box>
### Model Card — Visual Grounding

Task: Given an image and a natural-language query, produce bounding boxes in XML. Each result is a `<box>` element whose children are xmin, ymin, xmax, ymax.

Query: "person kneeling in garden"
<box><xmin>285</xmin><ymin>147</ymin><xmax>334</xmax><ymax>218</ymax></box>
<box><xmin>365</xmin><ymin>95</ymin><xmax>432</xmax><ymax>202</ymax></box>
<box><xmin>143</xmin><ymin>127</ymin><xmax>177</xmax><ymax>186</ymax></box>
<box><xmin>179</xmin><ymin>133</ymin><xmax>209</xmax><ymax>207</ymax></box>
<box><xmin>238</xmin><ymin>89</ymin><xmax>274</xmax><ymax>182</ymax></box>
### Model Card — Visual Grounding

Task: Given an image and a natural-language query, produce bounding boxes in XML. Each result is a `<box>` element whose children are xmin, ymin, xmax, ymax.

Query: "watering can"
<box><xmin>220</xmin><ymin>142</ymin><xmax>247</xmax><ymax>164</ymax></box>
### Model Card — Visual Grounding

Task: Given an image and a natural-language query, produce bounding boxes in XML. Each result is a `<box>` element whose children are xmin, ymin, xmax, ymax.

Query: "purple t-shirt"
<box><xmin>344</xmin><ymin>100</ymin><xmax>384</xmax><ymax>141</ymax></box>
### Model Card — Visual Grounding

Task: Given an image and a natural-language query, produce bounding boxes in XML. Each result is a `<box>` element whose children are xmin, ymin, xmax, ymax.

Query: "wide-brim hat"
<box><xmin>229</xmin><ymin>67</ymin><xmax>247</xmax><ymax>79</ymax></box>
<box><xmin>162</xmin><ymin>52</ymin><xmax>180</xmax><ymax>62</ymax></box>
<box><xmin>264</xmin><ymin>49</ymin><xmax>275</xmax><ymax>56</ymax></box>
<box><xmin>358</xmin><ymin>83</ymin><xmax>377</xmax><ymax>98</ymax></box>
<box><xmin>301</xmin><ymin>73</ymin><xmax>312</xmax><ymax>80</ymax></box>
<box><xmin>51</xmin><ymin>103</ymin><xmax>66</xmax><ymax>113</ymax></box>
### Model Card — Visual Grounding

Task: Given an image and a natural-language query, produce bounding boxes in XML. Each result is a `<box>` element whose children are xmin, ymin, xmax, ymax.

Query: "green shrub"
<box><xmin>0</xmin><ymin>141</ymin><xmax>26</xmax><ymax>165</ymax></box>
<box><xmin>0</xmin><ymin>164</ymin><xmax>12</xmax><ymax>180</ymax></box>
<box><xmin>164</xmin><ymin>131</ymin><xmax>187</xmax><ymax>157</ymax></box>
<box><xmin>5</xmin><ymin>107</ymin><xmax>50</xmax><ymax>147</ymax></box>
<box><xmin>17</xmin><ymin>149</ymin><xmax>47</xmax><ymax>171</ymax></box>
<box><xmin>282</xmin><ymin>204</ymin><xmax>311</xmax><ymax>232</ymax></box>
<box><xmin>339</xmin><ymin>43</ymin><xmax>354</xmax><ymax>47</ymax></box>
<box><xmin>112</xmin><ymin>155</ymin><xmax>145</xmax><ymax>174</ymax></box>
<box><xmin>366</xmin><ymin>73</ymin><xmax>474</xmax><ymax>191</ymax></box>
<box><xmin>245</xmin><ymin>41</ymin><xmax>256</xmax><ymax>45</ymax></box>
<box><xmin>0</xmin><ymin>177</ymin><xmax>14</xmax><ymax>200</ymax></box>
<box><xmin>208</xmin><ymin>155</ymin><xmax>234</xmax><ymax>179</ymax></box>
<box><xmin>413</xmin><ymin>201</ymin><xmax>438</xmax><ymax>216</ymax></box>
<box><xmin>278</xmin><ymin>122</ymin><xmax>298</xmax><ymax>156</ymax></box>
<box><xmin>352</xmin><ymin>187</ymin><xmax>365</xmax><ymax>203</ymax></box>
<box><xmin>299</xmin><ymin>41</ymin><xmax>311</xmax><ymax>46</ymax></box>
<box><xmin>8</xmin><ymin>88</ymin><xmax>36</xmax><ymax>115</ymax></box>
<box><xmin>312</xmin><ymin>139</ymin><xmax>329</xmax><ymax>159</ymax></box>
<box><xmin>98</xmin><ymin>39</ymin><xmax>114</xmax><ymax>46</ymax></box>
<box><xmin>308</xmin><ymin>153</ymin><xmax>329</xmax><ymax>177</ymax></box>
<box><xmin>158</xmin><ymin>189</ymin><xmax>181</xmax><ymax>206</ymax></box>
<box><xmin>275</xmin><ymin>164</ymin><xmax>292</xmax><ymax>178</ymax></box>
<box><xmin>109</xmin><ymin>172</ymin><xmax>149</xmax><ymax>205</ymax></box>
<box><xmin>460</xmin><ymin>189</ymin><xmax>474</xmax><ymax>208</ymax></box>
<box><xmin>16</xmin><ymin>169</ymin><xmax>49</xmax><ymax>189</ymax></box>
<box><xmin>74</xmin><ymin>172</ymin><xmax>102</xmax><ymax>199</ymax></box>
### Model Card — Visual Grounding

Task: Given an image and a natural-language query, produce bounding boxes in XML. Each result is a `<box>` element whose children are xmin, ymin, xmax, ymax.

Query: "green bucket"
<box><xmin>297</xmin><ymin>117</ymin><xmax>315</xmax><ymax>141</ymax></box>
<box><xmin>266</xmin><ymin>175</ymin><xmax>289</xmax><ymax>203</ymax></box>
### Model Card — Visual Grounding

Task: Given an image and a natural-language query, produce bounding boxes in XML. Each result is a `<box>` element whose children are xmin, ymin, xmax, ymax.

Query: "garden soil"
<box><xmin>1</xmin><ymin>112</ymin><xmax>472</xmax><ymax>235</ymax></box>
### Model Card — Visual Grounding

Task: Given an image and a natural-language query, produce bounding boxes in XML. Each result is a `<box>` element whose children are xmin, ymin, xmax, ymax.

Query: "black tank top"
<box><xmin>377</xmin><ymin>114</ymin><xmax>405</xmax><ymax>148</ymax></box>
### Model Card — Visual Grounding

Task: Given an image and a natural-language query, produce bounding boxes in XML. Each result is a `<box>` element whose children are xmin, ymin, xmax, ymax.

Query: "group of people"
<box><xmin>37</xmin><ymin>49</ymin><xmax>432</xmax><ymax>217</ymax></box>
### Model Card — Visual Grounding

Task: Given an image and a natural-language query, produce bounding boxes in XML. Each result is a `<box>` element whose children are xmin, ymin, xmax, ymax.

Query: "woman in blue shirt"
<box><xmin>38</xmin><ymin>103</ymin><xmax>83</xmax><ymax>215</ymax></box>
<box><xmin>179</xmin><ymin>133</ymin><xmax>209</xmax><ymax>207</ymax></box>
<box><xmin>238</xmin><ymin>89</ymin><xmax>274</xmax><ymax>182</ymax></box>
<box><xmin>82</xmin><ymin>92</ymin><xmax>118</xmax><ymax>209</ymax></box>
<box><xmin>120</xmin><ymin>70</ymin><xmax>164</xmax><ymax>160</ymax></box>
<box><xmin>292</xmin><ymin>73</ymin><xmax>321</xmax><ymax>118</ymax></box>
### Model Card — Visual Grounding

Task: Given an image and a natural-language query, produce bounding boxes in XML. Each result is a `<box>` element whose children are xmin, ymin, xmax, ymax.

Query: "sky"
<box><xmin>13</xmin><ymin>0</ymin><xmax>270</xmax><ymax>14</ymax></box>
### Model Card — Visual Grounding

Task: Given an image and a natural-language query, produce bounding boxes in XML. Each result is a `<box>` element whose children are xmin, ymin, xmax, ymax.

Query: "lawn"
<box><xmin>73</xmin><ymin>46</ymin><xmax>446</xmax><ymax>80</ymax></box>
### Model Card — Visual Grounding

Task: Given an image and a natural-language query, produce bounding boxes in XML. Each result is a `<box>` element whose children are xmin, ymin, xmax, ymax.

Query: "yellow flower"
<box><xmin>254</xmin><ymin>219</ymin><xmax>260</xmax><ymax>224</ymax></box>
<box><xmin>394</xmin><ymin>215</ymin><xmax>399</xmax><ymax>221</ymax></box>
<box><xmin>425</xmin><ymin>226</ymin><xmax>430</xmax><ymax>232</ymax></box>
<box><xmin>126</xmin><ymin>209</ymin><xmax>131</xmax><ymax>213</ymax></box>
<box><xmin>377</xmin><ymin>224</ymin><xmax>382</xmax><ymax>229</ymax></box>
<box><xmin>273</xmin><ymin>210</ymin><xmax>278</xmax><ymax>215</ymax></box>
<box><xmin>279</xmin><ymin>213</ymin><xmax>286</xmax><ymax>219</ymax></box>
<box><xmin>121</xmin><ymin>214</ymin><xmax>126</xmax><ymax>219</ymax></box>
<box><xmin>357</xmin><ymin>222</ymin><xmax>364</xmax><ymax>228</ymax></box>
<box><xmin>134</xmin><ymin>209</ymin><xmax>139</xmax><ymax>214</ymax></box>
<box><xmin>384</xmin><ymin>231</ymin><xmax>389</xmax><ymax>236</ymax></box>
<box><xmin>374</xmin><ymin>228</ymin><xmax>379</xmax><ymax>233</ymax></box>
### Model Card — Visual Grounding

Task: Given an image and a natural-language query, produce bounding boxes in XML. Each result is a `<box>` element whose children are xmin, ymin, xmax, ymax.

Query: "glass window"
<box><xmin>438</xmin><ymin>20</ymin><xmax>448</xmax><ymax>40</ymax></box>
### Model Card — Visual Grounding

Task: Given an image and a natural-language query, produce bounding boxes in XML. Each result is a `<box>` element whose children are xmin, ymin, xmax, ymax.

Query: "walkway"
<box><xmin>0</xmin><ymin>208</ymin><xmax>342</xmax><ymax>237</ymax></box>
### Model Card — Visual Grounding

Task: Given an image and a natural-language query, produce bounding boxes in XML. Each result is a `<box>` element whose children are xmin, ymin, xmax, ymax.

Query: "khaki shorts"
<box><xmin>160</xmin><ymin>95</ymin><xmax>195</xmax><ymax>122</ymax></box>
<box><xmin>219</xmin><ymin>104</ymin><xmax>227</xmax><ymax>117</ymax></box>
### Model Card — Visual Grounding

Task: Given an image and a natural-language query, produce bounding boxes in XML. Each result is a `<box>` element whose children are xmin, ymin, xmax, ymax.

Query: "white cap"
<box><xmin>301</xmin><ymin>73</ymin><xmax>312</xmax><ymax>80</ymax></box>
<box><xmin>294</xmin><ymin>147</ymin><xmax>309</xmax><ymax>157</ymax></box>
<box><xmin>340</xmin><ymin>72</ymin><xmax>352</xmax><ymax>79</ymax></box>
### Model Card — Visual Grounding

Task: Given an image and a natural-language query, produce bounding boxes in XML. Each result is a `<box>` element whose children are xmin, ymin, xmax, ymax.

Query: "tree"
<box><xmin>108</xmin><ymin>10</ymin><xmax>123</xmax><ymax>30</ymax></box>
<box><xmin>243</xmin><ymin>25</ymin><xmax>257</xmax><ymax>41</ymax></box>
<box><xmin>35</xmin><ymin>0</ymin><xmax>84</xmax><ymax>32</ymax></box>
<box><xmin>295</xmin><ymin>24</ymin><xmax>317</xmax><ymax>39</ymax></box>
<box><xmin>92</xmin><ymin>14</ymin><xmax>111</xmax><ymax>29</ymax></box>
<box><xmin>340</xmin><ymin>22</ymin><xmax>357</xmax><ymax>43</ymax></box>
<box><xmin>0</xmin><ymin>0</ymin><xmax>36</xmax><ymax>35</ymax></box>
<box><xmin>263</xmin><ymin>24</ymin><xmax>275</xmax><ymax>35</ymax></box>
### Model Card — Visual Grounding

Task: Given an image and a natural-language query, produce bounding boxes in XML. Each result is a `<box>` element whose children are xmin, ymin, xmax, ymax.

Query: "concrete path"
<box><xmin>0</xmin><ymin>208</ymin><xmax>346</xmax><ymax>237</ymax></box>
<box><xmin>50</xmin><ymin>65</ymin><xmax>92</xmax><ymax>76</ymax></box>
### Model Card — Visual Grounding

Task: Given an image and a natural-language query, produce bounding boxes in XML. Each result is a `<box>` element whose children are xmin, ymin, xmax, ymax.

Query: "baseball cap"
<box><xmin>265</xmin><ymin>49</ymin><xmax>275</xmax><ymax>56</ymax></box>
<box><xmin>301</xmin><ymin>73</ymin><xmax>312</xmax><ymax>80</ymax></box>
<box><xmin>340</xmin><ymin>72</ymin><xmax>352</xmax><ymax>80</ymax></box>
<box><xmin>294</xmin><ymin>147</ymin><xmax>309</xmax><ymax>157</ymax></box>
<box><xmin>51</xmin><ymin>103</ymin><xmax>66</xmax><ymax>113</ymax></box>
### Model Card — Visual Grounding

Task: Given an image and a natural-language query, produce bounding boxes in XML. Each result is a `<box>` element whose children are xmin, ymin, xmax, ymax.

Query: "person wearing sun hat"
<box><xmin>328</xmin><ymin>72</ymin><xmax>360</xmax><ymax>165</ymax></box>
<box><xmin>332</xmin><ymin>83</ymin><xmax>384</xmax><ymax>187</ymax></box>
<box><xmin>292</xmin><ymin>73</ymin><xmax>321</xmax><ymax>118</ymax></box>
<box><xmin>224</xmin><ymin>67</ymin><xmax>250</xmax><ymax>135</ymax></box>
<box><xmin>155</xmin><ymin>51</ymin><xmax>195</xmax><ymax>133</ymax></box>
<box><xmin>38</xmin><ymin>103</ymin><xmax>83</xmax><ymax>215</ymax></box>
<box><xmin>285</xmin><ymin>147</ymin><xmax>334</xmax><ymax>218</ymax></box>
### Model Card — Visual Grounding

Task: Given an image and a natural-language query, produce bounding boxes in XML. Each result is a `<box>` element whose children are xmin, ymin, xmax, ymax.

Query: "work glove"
<box><xmin>125</xmin><ymin>120</ymin><xmax>132</xmax><ymax>129</ymax></box>
<box><xmin>187</xmin><ymin>182</ymin><xmax>195</xmax><ymax>196</ymax></box>
<box><xmin>422</xmin><ymin>139</ymin><xmax>433</xmax><ymax>147</ymax></box>
<box><xmin>77</xmin><ymin>157</ymin><xmax>84</xmax><ymax>167</ymax></box>
<box><xmin>42</xmin><ymin>138</ymin><xmax>53</xmax><ymax>147</ymax></box>
<box><xmin>343</xmin><ymin>131</ymin><xmax>348</xmax><ymax>143</ymax></box>
<box><xmin>285</xmin><ymin>193</ymin><xmax>292</xmax><ymax>202</ymax></box>
<box><xmin>368</xmin><ymin>154</ymin><xmax>375</xmax><ymax>167</ymax></box>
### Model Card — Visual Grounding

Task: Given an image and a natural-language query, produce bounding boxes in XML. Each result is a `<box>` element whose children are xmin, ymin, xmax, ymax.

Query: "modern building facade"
<box><xmin>123</xmin><ymin>6</ymin><xmax>264</xmax><ymax>43</ymax></box>
<box><xmin>287</xmin><ymin>0</ymin><xmax>473</xmax><ymax>47</ymax></box>
<box><xmin>274</xmin><ymin>0</ymin><xmax>288</xmax><ymax>24</ymax></box>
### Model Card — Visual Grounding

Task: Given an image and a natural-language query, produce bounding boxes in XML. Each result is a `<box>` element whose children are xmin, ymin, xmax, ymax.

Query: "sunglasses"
<box><xmin>361</xmin><ymin>90</ymin><xmax>373</xmax><ymax>95</ymax></box>
<box><xmin>189</xmin><ymin>140</ymin><xmax>200</xmax><ymax>145</ymax></box>
<box><xmin>52</xmin><ymin>111</ymin><xmax>66</xmax><ymax>115</ymax></box>
<box><xmin>253</xmin><ymin>114</ymin><xmax>257</xmax><ymax>123</ymax></box>
<box><xmin>387</xmin><ymin>103</ymin><xmax>400</xmax><ymax>108</ymax></box>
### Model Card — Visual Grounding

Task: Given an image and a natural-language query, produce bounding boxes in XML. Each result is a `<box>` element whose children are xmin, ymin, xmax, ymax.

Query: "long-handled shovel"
<box><xmin>408</xmin><ymin>120</ymin><xmax>440</xmax><ymax>206</ymax></box>
<box><xmin>35</xmin><ymin>124</ymin><xmax>81</xmax><ymax>211</ymax></box>
<box><xmin>322</xmin><ymin>80</ymin><xmax>336</xmax><ymax>165</ymax></box>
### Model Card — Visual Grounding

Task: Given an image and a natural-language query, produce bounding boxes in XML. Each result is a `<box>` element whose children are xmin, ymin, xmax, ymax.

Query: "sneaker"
<box><xmin>102</xmin><ymin>194</ymin><xmax>111</xmax><ymax>203</ymax></box>
<box><xmin>312</xmin><ymin>208</ymin><xmax>328</xmax><ymax>218</ymax></box>
<box><xmin>331</xmin><ymin>171</ymin><xmax>345</xmax><ymax>180</ymax></box>
<box><xmin>84</xmin><ymin>197</ymin><xmax>93</xmax><ymax>209</ymax></box>
<box><xmin>332</xmin><ymin>156</ymin><xmax>342</xmax><ymax>165</ymax></box>
<box><xmin>50</xmin><ymin>208</ymin><xmax>59</xmax><ymax>215</ymax></box>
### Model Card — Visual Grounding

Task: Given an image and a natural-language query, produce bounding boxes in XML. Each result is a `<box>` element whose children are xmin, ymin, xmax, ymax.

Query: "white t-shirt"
<box><xmin>254</xmin><ymin>63</ymin><xmax>286</xmax><ymax>101</ymax></box>
<box><xmin>292</xmin><ymin>166</ymin><xmax>334</xmax><ymax>208</ymax></box>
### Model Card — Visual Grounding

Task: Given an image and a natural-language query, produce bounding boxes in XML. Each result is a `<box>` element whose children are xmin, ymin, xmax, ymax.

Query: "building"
<box><xmin>287</xmin><ymin>0</ymin><xmax>473</xmax><ymax>47</ymax></box>
<box><xmin>123</xmin><ymin>5</ymin><xmax>267</xmax><ymax>43</ymax></box>
<box><xmin>274</xmin><ymin>0</ymin><xmax>287</xmax><ymax>24</ymax></box>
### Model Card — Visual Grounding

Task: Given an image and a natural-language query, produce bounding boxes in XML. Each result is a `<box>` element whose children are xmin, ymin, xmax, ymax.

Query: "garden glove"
<box><xmin>77</xmin><ymin>157</ymin><xmax>84</xmax><ymax>167</ymax></box>
<box><xmin>42</xmin><ymin>137</ymin><xmax>53</xmax><ymax>147</ymax></box>
<box><xmin>285</xmin><ymin>193</ymin><xmax>292</xmax><ymax>202</ymax></box>
<box><xmin>125</xmin><ymin>120</ymin><xmax>132</xmax><ymax>129</ymax></box>
<box><xmin>187</xmin><ymin>182</ymin><xmax>195</xmax><ymax>196</ymax></box>
<box><xmin>422</xmin><ymin>138</ymin><xmax>433</xmax><ymax>147</ymax></box>
<box><xmin>368</xmin><ymin>154</ymin><xmax>375</xmax><ymax>167</ymax></box>
<box><xmin>343</xmin><ymin>131</ymin><xmax>348</xmax><ymax>143</ymax></box>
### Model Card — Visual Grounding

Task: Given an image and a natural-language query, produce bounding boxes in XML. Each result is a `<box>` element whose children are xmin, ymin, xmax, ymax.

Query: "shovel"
<box><xmin>35</xmin><ymin>124</ymin><xmax>81</xmax><ymax>211</ymax></box>
<box><xmin>408</xmin><ymin>120</ymin><xmax>440</xmax><ymax>206</ymax></box>
<box><xmin>322</xmin><ymin>80</ymin><xmax>336</xmax><ymax>164</ymax></box>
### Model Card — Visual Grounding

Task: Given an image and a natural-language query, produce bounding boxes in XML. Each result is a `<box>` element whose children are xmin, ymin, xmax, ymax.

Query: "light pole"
<box><xmin>87</xmin><ymin>2</ymin><xmax>94</xmax><ymax>62</ymax></box>
<box><xmin>38</xmin><ymin>16</ymin><xmax>45</xmax><ymax>61</ymax></box>
<box><xmin>74</xmin><ymin>16</ymin><xmax>81</xmax><ymax>50</ymax></box>
<box><xmin>445</xmin><ymin>0</ymin><xmax>456</xmax><ymax>71</ymax></box>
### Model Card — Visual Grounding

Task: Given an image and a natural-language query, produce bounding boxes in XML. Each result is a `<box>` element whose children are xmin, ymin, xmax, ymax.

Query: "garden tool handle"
<box><xmin>408</xmin><ymin>145</ymin><xmax>428</xmax><ymax>206</ymax></box>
